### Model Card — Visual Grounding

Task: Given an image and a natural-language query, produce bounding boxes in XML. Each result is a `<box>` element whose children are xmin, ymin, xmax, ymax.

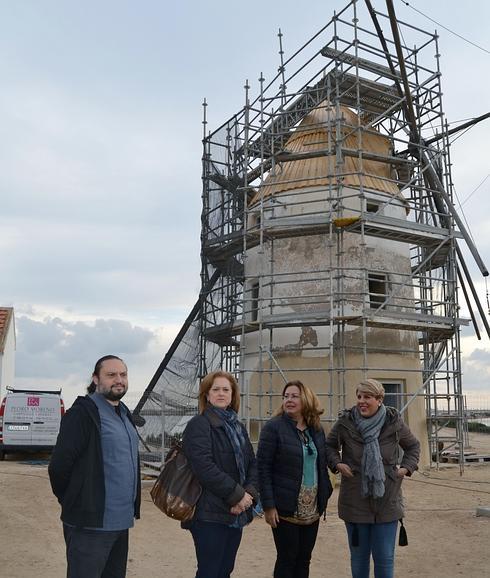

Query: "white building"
<box><xmin>0</xmin><ymin>308</ymin><xmax>16</xmax><ymax>399</ymax></box>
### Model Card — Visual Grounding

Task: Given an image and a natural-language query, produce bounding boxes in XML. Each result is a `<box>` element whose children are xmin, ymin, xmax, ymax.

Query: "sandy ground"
<box><xmin>1</xmin><ymin>432</ymin><xmax>490</xmax><ymax>578</ymax></box>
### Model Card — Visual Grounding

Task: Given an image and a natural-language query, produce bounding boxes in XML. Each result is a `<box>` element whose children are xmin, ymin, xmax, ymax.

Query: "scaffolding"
<box><xmin>135</xmin><ymin>0</ymin><xmax>488</xmax><ymax>470</ymax></box>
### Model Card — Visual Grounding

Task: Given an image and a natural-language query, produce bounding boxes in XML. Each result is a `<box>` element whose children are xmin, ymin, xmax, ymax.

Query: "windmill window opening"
<box><xmin>251</xmin><ymin>282</ymin><xmax>260</xmax><ymax>321</ymax></box>
<box><xmin>249</xmin><ymin>212</ymin><xmax>261</xmax><ymax>228</ymax></box>
<box><xmin>382</xmin><ymin>382</ymin><xmax>404</xmax><ymax>411</ymax></box>
<box><xmin>368</xmin><ymin>273</ymin><xmax>388</xmax><ymax>309</ymax></box>
<box><xmin>366</xmin><ymin>201</ymin><xmax>380</xmax><ymax>214</ymax></box>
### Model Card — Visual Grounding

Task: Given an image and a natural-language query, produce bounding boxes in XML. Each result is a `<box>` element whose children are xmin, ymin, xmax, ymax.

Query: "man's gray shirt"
<box><xmin>90</xmin><ymin>393</ymin><xmax>139</xmax><ymax>530</ymax></box>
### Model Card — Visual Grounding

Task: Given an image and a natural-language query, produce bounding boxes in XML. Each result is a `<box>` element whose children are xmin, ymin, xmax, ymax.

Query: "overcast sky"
<box><xmin>1</xmin><ymin>0</ymin><xmax>489</xmax><ymax>408</ymax></box>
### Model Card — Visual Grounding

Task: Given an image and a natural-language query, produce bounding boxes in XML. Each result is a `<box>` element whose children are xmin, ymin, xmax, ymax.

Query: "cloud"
<box><xmin>16</xmin><ymin>315</ymin><xmax>155</xmax><ymax>380</ymax></box>
<box><xmin>461</xmin><ymin>347</ymin><xmax>490</xmax><ymax>392</ymax></box>
<box><xmin>12</xmin><ymin>314</ymin><xmax>186</xmax><ymax>409</ymax></box>
<box><xmin>467</xmin><ymin>348</ymin><xmax>490</xmax><ymax>362</ymax></box>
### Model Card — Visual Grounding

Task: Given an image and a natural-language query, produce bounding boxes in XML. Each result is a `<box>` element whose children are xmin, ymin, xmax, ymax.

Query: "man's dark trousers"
<box><xmin>63</xmin><ymin>525</ymin><xmax>128</xmax><ymax>578</ymax></box>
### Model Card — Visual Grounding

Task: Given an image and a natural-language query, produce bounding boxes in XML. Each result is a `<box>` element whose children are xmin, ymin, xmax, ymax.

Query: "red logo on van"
<box><xmin>28</xmin><ymin>397</ymin><xmax>40</xmax><ymax>406</ymax></box>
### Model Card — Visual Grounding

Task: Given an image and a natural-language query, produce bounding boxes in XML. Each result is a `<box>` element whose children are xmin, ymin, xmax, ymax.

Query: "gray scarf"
<box><xmin>352</xmin><ymin>404</ymin><xmax>387</xmax><ymax>499</ymax></box>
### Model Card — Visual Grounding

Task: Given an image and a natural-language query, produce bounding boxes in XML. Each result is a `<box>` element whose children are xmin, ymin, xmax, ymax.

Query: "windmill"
<box><xmin>134</xmin><ymin>0</ymin><xmax>489</xmax><ymax>470</ymax></box>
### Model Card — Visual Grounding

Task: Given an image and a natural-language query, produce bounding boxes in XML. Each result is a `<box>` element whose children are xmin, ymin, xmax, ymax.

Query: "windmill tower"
<box><xmin>134</xmin><ymin>0</ymin><xmax>489</xmax><ymax>470</ymax></box>
<box><xmin>241</xmin><ymin>102</ymin><xmax>428</xmax><ymax>460</ymax></box>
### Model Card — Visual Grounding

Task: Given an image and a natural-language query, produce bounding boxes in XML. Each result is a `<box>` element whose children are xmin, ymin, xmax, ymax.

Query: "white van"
<box><xmin>0</xmin><ymin>388</ymin><xmax>65</xmax><ymax>459</ymax></box>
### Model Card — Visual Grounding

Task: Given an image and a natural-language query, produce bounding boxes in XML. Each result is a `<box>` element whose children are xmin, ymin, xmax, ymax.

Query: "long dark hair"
<box><xmin>86</xmin><ymin>355</ymin><xmax>125</xmax><ymax>394</ymax></box>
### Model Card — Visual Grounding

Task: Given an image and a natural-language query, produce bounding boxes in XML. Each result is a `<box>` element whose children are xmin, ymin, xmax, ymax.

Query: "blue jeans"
<box><xmin>345</xmin><ymin>521</ymin><xmax>398</xmax><ymax>578</ymax></box>
<box><xmin>190</xmin><ymin>520</ymin><xmax>243</xmax><ymax>577</ymax></box>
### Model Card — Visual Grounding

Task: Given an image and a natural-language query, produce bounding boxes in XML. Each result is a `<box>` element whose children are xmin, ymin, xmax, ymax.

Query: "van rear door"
<box><xmin>30</xmin><ymin>394</ymin><xmax>62</xmax><ymax>446</ymax></box>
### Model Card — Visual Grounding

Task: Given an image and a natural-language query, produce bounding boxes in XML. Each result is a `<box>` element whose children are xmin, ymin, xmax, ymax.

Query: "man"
<box><xmin>49</xmin><ymin>355</ymin><xmax>141</xmax><ymax>578</ymax></box>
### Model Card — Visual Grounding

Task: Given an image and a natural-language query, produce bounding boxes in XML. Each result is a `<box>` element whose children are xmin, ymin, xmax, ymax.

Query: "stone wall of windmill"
<box><xmin>241</xmin><ymin>104</ymin><xmax>430</xmax><ymax>465</ymax></box>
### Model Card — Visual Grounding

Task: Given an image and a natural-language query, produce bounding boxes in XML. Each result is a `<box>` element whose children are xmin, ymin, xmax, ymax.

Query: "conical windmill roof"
<box><xmin>250</xmin><ymin>104</ymin><xmax>405</xmax><ymax>206</ymax></box>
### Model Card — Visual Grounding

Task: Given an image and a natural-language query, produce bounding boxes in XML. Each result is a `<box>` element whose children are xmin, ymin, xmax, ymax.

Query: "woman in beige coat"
<box><xmin>326</xmin><ymin>379</ymin><xmax>420</xmax><ymax>578</ymax></box>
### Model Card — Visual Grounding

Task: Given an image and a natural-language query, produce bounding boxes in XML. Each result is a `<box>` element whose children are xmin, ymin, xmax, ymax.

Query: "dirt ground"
<box><xmin>1</xmin><ymin>432</ymin><xmax>490</xmax><ymax>578</ymax></box>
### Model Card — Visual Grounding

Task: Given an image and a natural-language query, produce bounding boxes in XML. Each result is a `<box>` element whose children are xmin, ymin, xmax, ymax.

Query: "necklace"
<box><xmin>298</xmin><ymin>428</ymin><xmax>313</xmax><ymax>456</ymax></box>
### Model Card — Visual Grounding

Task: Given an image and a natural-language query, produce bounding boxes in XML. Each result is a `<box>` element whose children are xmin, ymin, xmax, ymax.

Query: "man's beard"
<box><xmin>102</xmin><ymin>387</ymin><xmax>127</xmax><ymax>402</ymax></box>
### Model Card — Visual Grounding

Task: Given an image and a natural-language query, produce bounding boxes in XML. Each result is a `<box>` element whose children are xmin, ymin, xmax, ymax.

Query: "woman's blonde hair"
<box><xmin>356</xmin><ymin>378</ymin><xmax>385</xmax><ymax>400</ymax></box>
<box><xmin>198</xmin><ymin>370</ymin><xmax>240</xmax><ymax>413</ymax></box>
<box><xmin>274</xmin><ymin>380</ymin><xmax>324</xmax><ymax>430</ymax></box>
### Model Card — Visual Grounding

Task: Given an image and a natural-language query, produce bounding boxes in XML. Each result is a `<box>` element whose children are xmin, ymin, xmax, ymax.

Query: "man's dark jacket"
<box><xmin>182</xmin><ymin>407</ymin><xmax>259</xmax><ymax>527</ymax></box>
<box><xmin>48</xmin><ymin>395</ymin><xmax>141</xmax><ymax>528</ymax></box>
<box><xmin>257</xmin><ymin>414</ymin><xmax>333</xmax><ymax>517</ymax></box>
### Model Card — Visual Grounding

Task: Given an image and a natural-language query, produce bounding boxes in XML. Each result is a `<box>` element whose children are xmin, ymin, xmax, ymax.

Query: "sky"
<box><xmin>1</xmin><ymin>0</ymin><xmax>489</xmax><ymax>409</ymax></box>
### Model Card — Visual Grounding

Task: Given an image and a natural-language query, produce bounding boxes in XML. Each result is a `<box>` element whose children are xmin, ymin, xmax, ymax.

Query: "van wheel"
<box><xmin>0</xmin><ymin>451</ymin><xmax>4</xmax><ymax>461</ymax></box>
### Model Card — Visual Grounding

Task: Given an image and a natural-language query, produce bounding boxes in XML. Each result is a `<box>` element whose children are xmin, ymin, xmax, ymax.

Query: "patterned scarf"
<box><xmin>352</xmin><ymin>404</ymin><xmax>387</xmax><ymax>499</ymax></box>
<box><xmin>210</xmin><ymin>406</ymin><xmax>247</xmax><ymax>484</ymax></box>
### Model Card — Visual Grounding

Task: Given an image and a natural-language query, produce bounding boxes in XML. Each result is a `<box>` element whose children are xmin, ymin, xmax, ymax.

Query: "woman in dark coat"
<box><xmin>257</xmin><ymin>380</ymin><xmax>333</xmax><ymax>578</ymax></box>
<box><xmin>326</xmin><ymin>378</ymin><xmax>420</xmax><ymax>578</ymax></box>
<box><xmin>183</xmin><ymin>370</ymin><xmax>259</xmax><ymax>578</ymax></box>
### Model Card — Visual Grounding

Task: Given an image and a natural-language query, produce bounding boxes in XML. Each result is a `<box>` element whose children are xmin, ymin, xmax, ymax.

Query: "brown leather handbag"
<box><xmin>150</xmin><ymin>443</ymin><xmax>202</xmax><ymax>522</ymax></box>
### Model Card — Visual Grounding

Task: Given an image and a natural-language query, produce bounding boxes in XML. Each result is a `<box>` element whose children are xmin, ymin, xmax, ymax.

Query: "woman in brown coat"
<box><xmin>326</xmin><ymin>379</ymin><xmax>420</xmax><ymax>578</ymax></box>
